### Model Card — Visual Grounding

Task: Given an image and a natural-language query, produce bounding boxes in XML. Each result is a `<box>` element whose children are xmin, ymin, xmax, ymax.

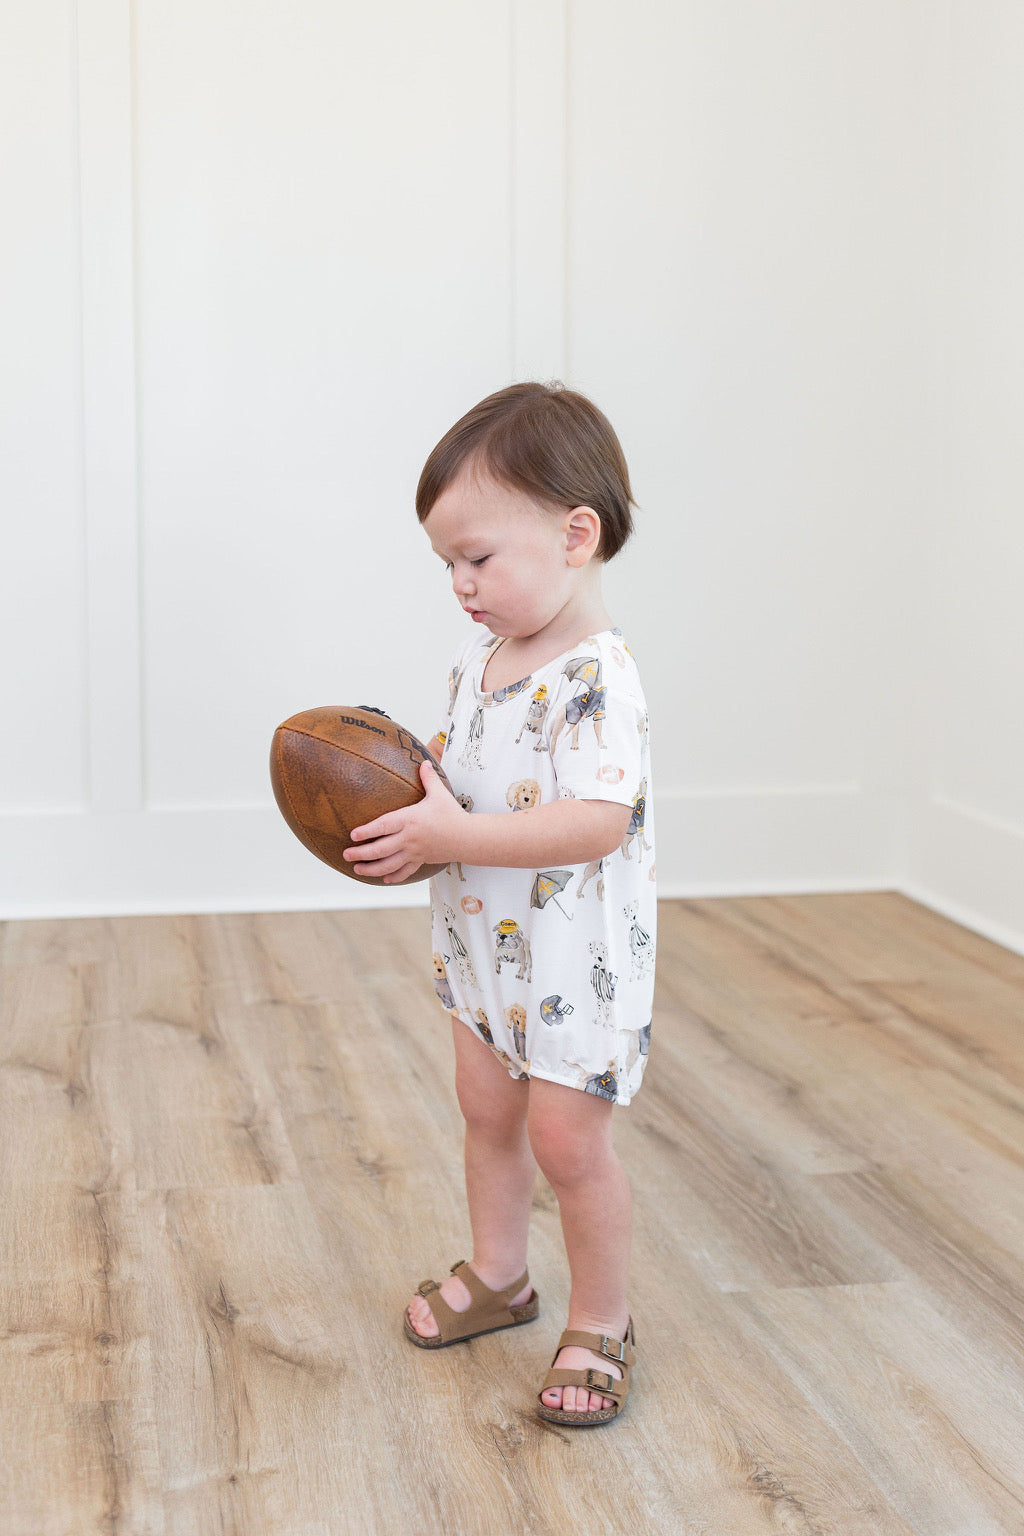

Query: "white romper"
<box><xmin>429</xmin><ymin>627</ymin><xmax>656</xmax><ymax>1106</ymax></box>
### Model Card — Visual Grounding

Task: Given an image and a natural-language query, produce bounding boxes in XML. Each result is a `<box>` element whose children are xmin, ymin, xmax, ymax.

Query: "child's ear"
<box><xmin>564</xmin><ymin>506</ymin><xmax>602</xmax><ymax>566</ymax></box>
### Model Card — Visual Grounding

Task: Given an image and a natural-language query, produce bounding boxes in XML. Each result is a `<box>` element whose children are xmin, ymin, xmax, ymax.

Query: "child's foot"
<box><xmin>539</xmin><ymin>1319</ymin><xmax>628</xmax><ymax>1415</ymax></box>
<box><xmin>405</xmin><ymin>1262</ymin><xmax>532</xmax><ymax>1339</ymax></box>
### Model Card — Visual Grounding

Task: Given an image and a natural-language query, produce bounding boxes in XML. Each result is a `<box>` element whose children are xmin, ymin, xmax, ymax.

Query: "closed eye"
<box><xmin>470</xmin><ymin>556</ymin><xmax>489</xmax><ymax>568</ymax></box>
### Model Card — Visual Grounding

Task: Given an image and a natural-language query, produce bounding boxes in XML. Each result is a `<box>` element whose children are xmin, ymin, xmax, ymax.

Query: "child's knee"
<box><xmin>458</xmin><ymin>1089</ymin><xmax>520</xmax><ymax>1141</ymax></box>
<box><xmin>528</xmin><ymin>1112</ymin><xmax>602</xmax><ymax>1188</ymax></box>
<box><xmin>455</xmin><ymin>1065</ymin><xmax>527</xmax><ymax>1140</ymax></box>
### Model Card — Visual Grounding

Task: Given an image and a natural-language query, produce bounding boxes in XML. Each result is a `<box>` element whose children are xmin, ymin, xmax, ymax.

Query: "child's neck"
<box><xmin>487</xmin><ymin>587</ymin><xmax>613</xmax><ymax>683</ymax></box>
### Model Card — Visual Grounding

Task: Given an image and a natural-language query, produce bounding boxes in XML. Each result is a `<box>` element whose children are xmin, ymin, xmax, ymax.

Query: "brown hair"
<box><xmin>415</xmin><ymin>381</ymin><xmax>635</xmax><ymax>560</ymax></box>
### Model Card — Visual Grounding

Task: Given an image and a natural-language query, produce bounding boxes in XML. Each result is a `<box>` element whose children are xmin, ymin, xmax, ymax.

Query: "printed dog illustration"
<box><xmin>549</xmin><ymin>656</ymin><xmax>607</xmax><ymax>753</ymax></box>
<box><xmin>588</xmin><ymin>940</ymin><xmax>617</xmax><ymax>1027</ymax></box>
<box><xmin>577</xmin><ymin>858</ymin><xmax>605</xmax><ymax>902</ymax></box>
<box><xmin>472</xmin><ymin>1006</ymin><xmax>495</xmax><ymax>1046</ymax></box>
<box><xmin>563</xmin><ymin>1057</ymin><xmax>619</xmax><ymax>1101</ymax></box>
<box><xmin>623</xmin><ymin>899</ymin><xmax>654</xmax><ymax>979</ymax></box>
<box><xmin>432</xmin><ymin>952</ymin><xmax>460</xmax><ymax>1015</ymax></box>
<box><xmin>473</xmin><ymin>1008</ymin><xmax>528</xmax><ymax>1077</ymax></box>
<box><xmin>621</xmin><ymin>778</ymin><xmax>652</xmax><ymax>862</ymax></box>
<box><xmin>616</xmin><ymin>1023</ymin><xmax>651</xmax><ymax>1078</ymax></box>
<box><xmin>505</xmin><ymin>1003</ymin><xmax>527</xmax><ymax>1060</ymax></box>
<box><xmin>442</xmin><ymin>903</ymin><xmax>478</xmax><ymax>989</ymax></box>
<box><xmin>459</xmin><ymin>703</ymin><xmax>486</xmax><ymax>770</ymax></box>
<box><xmin>506</xmin><ymin>778</ymin><xmax>541</xmax><ymax>812</ymax></box>
<box><xmin>447</xmin><ymin>661</ymin><xmax>464</xmax><ymax>714</ymax></box>
<box><xmin>515</xmin><ymin>683</ymin><xmax>550</xmax><ymax>749</ymax></box>
<box><xmin>493</xmin><ymin>918</ymin><xmax>532</xmax><ymax>982</ymax></box>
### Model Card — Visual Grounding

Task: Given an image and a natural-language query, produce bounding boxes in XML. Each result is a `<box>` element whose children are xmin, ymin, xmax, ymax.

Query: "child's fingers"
<box><xmin>343</xmin><ymin>833</ymin><xmax>402</xmax><ymax>863</ymax></box>
<box><xmin>354</xmin><ymin>850</ymin><xmax>413</xmax><ymax>879</ymax></box>
<box><xmin>349</xmin><ymin>811</ymin><xmax>401</xmax><ymax>842</ymax></box>
<box><xmin>383</xmin><ymin>860</ymin><xmax>422</xmax><ymax>884</ymax></box>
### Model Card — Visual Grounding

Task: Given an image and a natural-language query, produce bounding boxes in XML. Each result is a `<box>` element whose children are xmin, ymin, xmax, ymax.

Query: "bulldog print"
<box><xmin>493</xmin><ymin>918</ymin><xmax>533</xmax><ymax>982</ymax></box>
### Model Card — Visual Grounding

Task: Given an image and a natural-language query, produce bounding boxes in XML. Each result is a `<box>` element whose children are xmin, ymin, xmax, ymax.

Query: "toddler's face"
<box><xmin>424</xmin><ymin>467</ymin><xmax>576</xmax><ymax>643</ymax></box>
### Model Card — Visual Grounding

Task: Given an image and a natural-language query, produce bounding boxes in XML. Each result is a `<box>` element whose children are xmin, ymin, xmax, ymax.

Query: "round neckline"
<box><xmin>474</xmin><ymin>628</ymin><xmax>620</xmax><ymax>702</ymax></box>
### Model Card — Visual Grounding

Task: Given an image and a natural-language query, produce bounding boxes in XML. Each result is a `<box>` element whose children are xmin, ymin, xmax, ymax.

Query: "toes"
<box><xmin>407</xmin><ymin>1296</ymin><xmax>438</xmax><ymax>1338</ymax></box>
<box><xmin>542</xmin><ymin>1345</ymin><xmax>622</xmax><ymax>1416</ymax></box>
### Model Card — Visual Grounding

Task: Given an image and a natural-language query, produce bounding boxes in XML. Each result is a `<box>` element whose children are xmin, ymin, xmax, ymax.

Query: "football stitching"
<box><xmin>280</xmin><ymin>723</ymin><xmax>444</xmax><ymax>798</ymax></box>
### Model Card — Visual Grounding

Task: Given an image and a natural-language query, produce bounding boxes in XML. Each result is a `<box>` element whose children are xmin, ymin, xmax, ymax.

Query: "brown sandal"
<box><xmin>536</xmin><ymin>1318</ymin><xmax>636</xmax><ymax>1426</ymax></box>
<box><xmin>403</xmin><ymin>1259</ymin><xmax>540</xmax><ymax>1349</ymax></box>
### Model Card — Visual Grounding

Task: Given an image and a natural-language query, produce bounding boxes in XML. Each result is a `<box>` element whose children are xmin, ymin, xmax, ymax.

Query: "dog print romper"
<box><xmin>428</xmin><ymin>627</ymin><xmax>656</xmax><ymax>1106</ymax></box>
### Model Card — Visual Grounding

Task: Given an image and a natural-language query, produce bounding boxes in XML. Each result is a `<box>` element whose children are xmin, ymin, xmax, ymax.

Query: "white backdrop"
<box><xmin>1</xmin><ymin>0</ymin><xmax>1022</xmax><ymax>956</ymax></box>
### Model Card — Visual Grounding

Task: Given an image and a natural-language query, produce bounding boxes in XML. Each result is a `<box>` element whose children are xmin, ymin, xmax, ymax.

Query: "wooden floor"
<box><xmin>2</xmin><ymin>893</ymin><xmax>1024</xmax><ymax>1535</ymax></box>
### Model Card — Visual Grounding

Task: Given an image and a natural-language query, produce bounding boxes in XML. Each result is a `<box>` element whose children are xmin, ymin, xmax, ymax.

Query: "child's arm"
<box><xmin>344</xmin><ymin>761</ymin><xmax>631</xmax><ymax>885</ymax></box>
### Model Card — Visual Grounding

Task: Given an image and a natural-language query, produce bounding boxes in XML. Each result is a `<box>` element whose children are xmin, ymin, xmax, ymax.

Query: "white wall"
<box><xmin>902</xmin><ymin>0</ymin><xmax>1024</xmax><ymax>954</ymax></box>
<box><xmin>0</xmin><ymin>1</ymin><xmax>1021</xmax><ymax>955</ymax></box>
<box><xmin>566</xmin><ymin>0</ymin><xmax>944</xmax><ymax>900</ymax></box>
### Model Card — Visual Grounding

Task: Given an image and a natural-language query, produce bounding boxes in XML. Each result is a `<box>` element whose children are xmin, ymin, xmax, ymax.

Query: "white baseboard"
<box><xmin>902</xmin><ymin>794</ymin><xmax>1024</xmax><ymax>959</ymax></box>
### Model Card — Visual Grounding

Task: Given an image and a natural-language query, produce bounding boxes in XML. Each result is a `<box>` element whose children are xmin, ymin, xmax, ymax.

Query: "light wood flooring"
<box><xmin>2</xmin><ymin>892</ymin><xmax>1024</xmax><ymax>1535</ymax></box>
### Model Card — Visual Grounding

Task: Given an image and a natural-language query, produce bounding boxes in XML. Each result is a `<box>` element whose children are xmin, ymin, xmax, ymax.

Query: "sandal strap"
<box><xmin>449</xmin><ymin>1260</ymin><xmax>530</xmax><ymax>1313</ymax></box>
<box><xmin>414</xmin><ymin>1260</ymin><xmax>531</xmax><ymax>1342</ymax></box>
<box><xmin>540</xmin><ymin>1366</ymin><xmax>627</xmax><ymax>1404</ymax></box>
<box><xmin>551</xmin><ymin>1323</ymin><xmax>635</xmax><ymax>1370</ymax></box>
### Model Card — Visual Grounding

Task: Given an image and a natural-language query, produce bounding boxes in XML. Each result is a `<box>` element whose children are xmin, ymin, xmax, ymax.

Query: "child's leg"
<box><xmin>527</xmin><ymin>1079</ymin><xmax>632</xmax><ymax>1415</ymax></box>
<box><xmin>406</xmin><ymin>1020</ymin><xmax>535</xmax><ymax>1338</ymax></box>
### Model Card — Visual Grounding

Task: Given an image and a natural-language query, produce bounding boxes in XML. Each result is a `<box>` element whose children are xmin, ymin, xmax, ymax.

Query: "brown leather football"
<box><xmin>270</xmin><ymin>705</ymin><xmax>453</xmax><ymax>885</ymax></box>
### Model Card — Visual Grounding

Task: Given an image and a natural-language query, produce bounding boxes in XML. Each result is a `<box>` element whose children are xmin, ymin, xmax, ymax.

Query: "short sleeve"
<box><xmin>549</xmin><ymin>661</ymin><xmax>647</xmax><ymax>808</ymax></box>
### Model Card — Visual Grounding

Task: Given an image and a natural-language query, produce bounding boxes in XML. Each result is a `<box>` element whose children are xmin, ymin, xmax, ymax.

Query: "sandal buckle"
<box><xmin>600</xmin><ymin>1336</ymin><xmax>627</xmax><ymax>1363</ymax></box>
<box><xmin>584</xmin><ymin>1369</ymin><xmax>613</xmax><ymax>1392</ymax></box>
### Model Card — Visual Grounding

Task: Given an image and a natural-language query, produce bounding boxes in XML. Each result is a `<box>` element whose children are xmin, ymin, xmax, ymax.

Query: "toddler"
<box><xmin>344</xmin><ymin>382</ymin><xmax>656</xmax><ymax>1425</ymax></box>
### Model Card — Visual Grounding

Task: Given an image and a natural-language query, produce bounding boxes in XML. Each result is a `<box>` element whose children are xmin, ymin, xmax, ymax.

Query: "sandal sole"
<box><xmin>536</xmin><ymin>1404</ymin><xmax>621</xmax><ymax>1426</ymax></box>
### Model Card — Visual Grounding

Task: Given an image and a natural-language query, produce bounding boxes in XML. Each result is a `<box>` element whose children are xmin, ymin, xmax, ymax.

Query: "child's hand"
<box><xmin>344</xmin><ymin>761</ymin><xmax>467</xmax><ymax>884</ymax></box>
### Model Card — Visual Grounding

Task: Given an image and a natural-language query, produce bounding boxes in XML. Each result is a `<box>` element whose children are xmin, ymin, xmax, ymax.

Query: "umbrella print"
<box><xmin>564</xmin><ymin>656</ymin><xmax>602</xmax><ymax>689</ymax></box>
<box><xmin>531</xmin><ymin>870</ymin><xmax>575</xmax><ymax>920</ymax></box>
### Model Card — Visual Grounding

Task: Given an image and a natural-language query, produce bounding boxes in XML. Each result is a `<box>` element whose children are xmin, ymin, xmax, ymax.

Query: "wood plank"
<box><xmin>1</xmin><ymin>893</ymin><xmax>1022</xmax><ymax>1533</ymax></box>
